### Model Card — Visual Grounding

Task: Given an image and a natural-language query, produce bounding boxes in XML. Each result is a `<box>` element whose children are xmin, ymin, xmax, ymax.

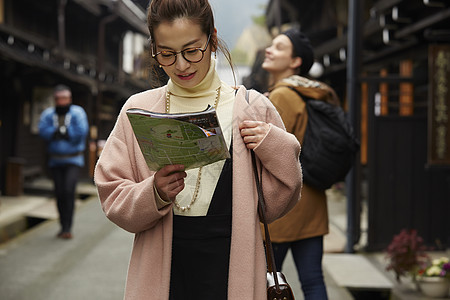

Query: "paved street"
<box><xmin>0</xmin><ymin>196</ymin><xmax>132</xmax><ymax>300</ymax></box>
<box><xmin>6</xmin><ymin>181</ymin><xmax>437</xmax><ymax>300</ymax></box>
<box><xmin>0</xmin><ymin>183</ymin><xmax>357</xmax><ymax>300</ymax></box>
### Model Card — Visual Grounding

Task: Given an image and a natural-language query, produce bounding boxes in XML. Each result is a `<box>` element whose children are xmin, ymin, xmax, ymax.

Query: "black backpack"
<box><xmin>289</xmin><ymin>87</ymin><xmax>360</xmax><ymax>190</ymax></box>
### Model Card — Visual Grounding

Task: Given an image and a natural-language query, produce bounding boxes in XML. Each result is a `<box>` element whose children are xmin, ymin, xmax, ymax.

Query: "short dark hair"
<box><xmin>282</xmin><ymin>29</ymin><xmax>314</xmax><ymax>76</ymax></box>
<box><xmin>54</xmin><ymin>84</ymin><xmax>71</xmax><ymax>94</ymax></box>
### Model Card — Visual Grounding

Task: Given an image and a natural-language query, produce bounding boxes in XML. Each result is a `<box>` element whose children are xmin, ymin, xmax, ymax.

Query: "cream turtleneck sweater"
<box><xmin>160</xmin><ymin>58</ymin><xmax>235</xmax><ymax>216</ymax></box>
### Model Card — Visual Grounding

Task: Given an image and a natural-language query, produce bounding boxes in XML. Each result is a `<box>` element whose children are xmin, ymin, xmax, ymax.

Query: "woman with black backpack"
<box><xmin>262</xmin><ymin>28</ymin><xmax>341</xmax><ymax>300</ymax></box>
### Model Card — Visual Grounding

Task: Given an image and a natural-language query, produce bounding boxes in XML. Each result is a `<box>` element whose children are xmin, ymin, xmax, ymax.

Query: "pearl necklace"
<box><xmin>165</xmin><ymin>86</ymin><xmax>221</xmax><ymax>212</ymax></box>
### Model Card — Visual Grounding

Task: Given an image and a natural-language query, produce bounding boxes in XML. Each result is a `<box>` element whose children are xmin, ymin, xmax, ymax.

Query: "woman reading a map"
<box><xmin>94</xmin><ymin>0</ymin><xmax>302</xmax><ymax>299</ymax></box>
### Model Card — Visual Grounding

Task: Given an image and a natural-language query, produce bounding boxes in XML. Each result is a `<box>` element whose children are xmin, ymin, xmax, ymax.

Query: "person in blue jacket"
<box><xmin>39</xmin><ymin>84</ymin><xmax>89</xmax><ymax>239</ymax></box>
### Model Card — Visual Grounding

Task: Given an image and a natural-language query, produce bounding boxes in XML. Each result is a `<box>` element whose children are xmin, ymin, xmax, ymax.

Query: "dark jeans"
<box><xmin>51</xmin><ymin>164</ymin><xmax>80</xmax><ymax>233</ymax></box>
<box><xmin>272</xmin><ymin>236</ymin><xmax>328</xmax><ymax>300</ymax></box>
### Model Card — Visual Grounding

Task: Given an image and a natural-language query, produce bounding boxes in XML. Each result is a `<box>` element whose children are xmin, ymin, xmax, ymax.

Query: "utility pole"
<box><xmin>345</xmin><ymin>0</ymin><xmax>363</xmax><ymax>253</ymax></box>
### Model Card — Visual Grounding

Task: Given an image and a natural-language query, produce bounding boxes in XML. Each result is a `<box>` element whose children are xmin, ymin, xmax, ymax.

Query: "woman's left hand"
<box><xmin>239</xmin><ymin>120</ymin><xmax>270</xmax><ymax>149</ymax></box>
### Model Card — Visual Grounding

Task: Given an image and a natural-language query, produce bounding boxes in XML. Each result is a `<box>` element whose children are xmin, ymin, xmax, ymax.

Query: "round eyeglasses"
<box><xmin>152</xmin><ymin>34</ymin><xmax>211</xmax><ymax>67</ymax></box>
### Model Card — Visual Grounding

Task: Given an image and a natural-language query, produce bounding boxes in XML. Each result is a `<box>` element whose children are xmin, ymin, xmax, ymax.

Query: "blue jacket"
<box><xmin>39</xmin><ymin>105</ymin><xmax>89</xmax><ymax>167</ymax></box>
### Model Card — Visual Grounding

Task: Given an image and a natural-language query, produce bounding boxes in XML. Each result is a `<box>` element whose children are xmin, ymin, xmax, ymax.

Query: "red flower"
<box><xmin>385</xmin><ymin>229</ymin><xmax>429</xmax><ymax>282</ymax></box>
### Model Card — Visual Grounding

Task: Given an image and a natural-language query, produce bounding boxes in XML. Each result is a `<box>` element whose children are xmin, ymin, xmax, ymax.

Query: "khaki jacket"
<box><xmin>94</xmin><ymin>86</ymin><xmax>302</xmax><ymax>299</ymax></box>
<box><xmin>266</xmin><ymin>76</ymin><xmax>339</xmax><ymax>242</ymax></box>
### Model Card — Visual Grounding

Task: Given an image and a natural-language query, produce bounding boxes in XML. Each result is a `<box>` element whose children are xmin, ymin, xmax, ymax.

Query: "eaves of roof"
<box><xmin>73</xmin><ymin>0</ymin><xmax>148</xmax><ymax>35</ymax></box>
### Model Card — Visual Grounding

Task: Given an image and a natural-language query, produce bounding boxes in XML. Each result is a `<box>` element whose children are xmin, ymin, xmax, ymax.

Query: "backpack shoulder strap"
<box><xmin>286</xmin><ymin>86</ymin><xmax>310</xmax><ymax>102</ymax></box>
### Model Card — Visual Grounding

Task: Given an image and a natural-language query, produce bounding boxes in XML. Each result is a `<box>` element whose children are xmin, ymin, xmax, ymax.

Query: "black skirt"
<box><xmin>169</xmin><ymin>150</ymin><xmax>232</xmax><ymax>300</ymax></box>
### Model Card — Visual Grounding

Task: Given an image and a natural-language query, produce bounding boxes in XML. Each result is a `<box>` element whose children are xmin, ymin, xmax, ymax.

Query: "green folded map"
<box><xmin>126</xmin><ymin>106</ymin><xmax>230</xmax><ymax>171</ymax></box>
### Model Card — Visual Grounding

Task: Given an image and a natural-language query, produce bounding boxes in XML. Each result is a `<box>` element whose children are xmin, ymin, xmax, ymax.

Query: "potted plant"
<box><xmin>415</xmin><ymin>257</ymin><xmax>450</xmax><ymax>298</ymax></box>
<box><xmin>385</xmin><ymin>229</ymin><xmax>429</xmax><ymax>282</ymax></box>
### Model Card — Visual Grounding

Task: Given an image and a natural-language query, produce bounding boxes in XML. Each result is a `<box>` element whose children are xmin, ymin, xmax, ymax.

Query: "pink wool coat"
<box><xmin>94</xmin><ymin>86</ymin><xmax>302</xmax><ymax>299</ymax></box>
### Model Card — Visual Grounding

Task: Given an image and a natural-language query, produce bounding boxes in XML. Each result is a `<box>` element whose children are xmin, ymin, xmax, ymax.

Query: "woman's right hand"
<box><xmin>154</xmin><ymin>165</ymin><xmax>187</xmax><ymax>202</ymax></box>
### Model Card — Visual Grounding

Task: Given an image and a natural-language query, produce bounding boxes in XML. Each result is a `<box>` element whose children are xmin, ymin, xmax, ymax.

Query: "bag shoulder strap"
<box><xmin>244</xmin><ymin>87</ymin><xmax>282</xmax><ymax>291</ymax></box>
<box><xmin>251</xmin><ymin>151</ymin><xmax>281</xmax><ymax>290</ymax></box>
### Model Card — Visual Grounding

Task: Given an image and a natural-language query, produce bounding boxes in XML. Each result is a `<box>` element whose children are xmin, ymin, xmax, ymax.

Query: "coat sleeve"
<box><xmin>246</xmin><ymin>90</ymin><xmax>303</xmax><ymax>223</ymax></box>
<box><xmin>94</xmin><ymin>97</ymin><xmax>172</xmax><ymax>234</ymax></box>
<box><xmin>38</xmin><ymin>109</ymin><xmax>57</xmax><ymax>141</ymax></box>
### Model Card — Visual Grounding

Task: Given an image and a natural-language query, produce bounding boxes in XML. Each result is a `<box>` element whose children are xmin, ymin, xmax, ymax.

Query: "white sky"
<box><xmin>209</xmin><ymin>0</ymin><xmax>268</xmax><ymax>49</ymax></box>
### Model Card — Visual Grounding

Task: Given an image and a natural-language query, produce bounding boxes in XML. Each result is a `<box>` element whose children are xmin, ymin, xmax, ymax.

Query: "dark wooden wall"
<box><xmin>367</xmin><ymin>103</ymin><xmax>450</xmax><ymax>251</ymax></box>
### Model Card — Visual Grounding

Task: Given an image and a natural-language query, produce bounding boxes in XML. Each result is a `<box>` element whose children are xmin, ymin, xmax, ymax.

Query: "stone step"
<box><xmin>323</xmin><ymin>253</ymin><xmax>394</xmax><ymax>291</ymax></box>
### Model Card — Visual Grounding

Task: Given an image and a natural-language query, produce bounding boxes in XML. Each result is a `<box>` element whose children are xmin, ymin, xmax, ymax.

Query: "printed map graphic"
<box><xmin>128</xmin><ymin>115</ymin><xmax>229</xmax><ymax>170</ymax></box>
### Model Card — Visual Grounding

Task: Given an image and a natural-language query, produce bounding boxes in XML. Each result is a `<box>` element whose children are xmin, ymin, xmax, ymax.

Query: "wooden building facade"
<box><xmin>0</xmin><ymin>0</ymin><xmax>155</xmax><ymax>195</ymax></box>
<box><xmin>262</xmin><ymin>0</ymin><xmax>450</xmax><ymax>251</ymax></box>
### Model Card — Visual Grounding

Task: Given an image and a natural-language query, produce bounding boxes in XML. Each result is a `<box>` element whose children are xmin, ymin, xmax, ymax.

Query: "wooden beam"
<box><xmin>395</xmin><ymin>8</ymin><xmax>450</xmax><ymax>39</ymax></box>
<box><xmin>315</xmin><ymin>18</ymin><xmax>382</xmax><ymax>57</ymax></box>
<box><xmin>0</xmin><ymin>24</ymin><xmax>56</xmax><ymax>50</ymax></box>
<box><xmin>399</xmin><ymin>60</ymin><xmax>414</xmax><ymax>116</ymax></box>
<box><xmin>379</xmin><ymin>69</ymin><xmax>389</xmax><ymax>116</ymax></box>
<box><xmin>361</xmin><ymin>79</ymin><xmax>368</xmax><ymax>165</ymax></box>
<box><xmin>71</xmin><ymin>0</ymin><xmax>102</xmax><ymax>15</ymax></box>
<box><xmin>370</xmin><ymin>0</ymin><xmax>403</xmax><ymax>16</ymax></box>
<box><xmin>0</xmin><ymin>0</ymin><xmax>4</xmax><ymax>24</ymax></box>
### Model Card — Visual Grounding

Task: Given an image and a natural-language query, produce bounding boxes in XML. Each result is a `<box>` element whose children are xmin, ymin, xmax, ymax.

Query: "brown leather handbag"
<box><xmin>251</xmin><ymin>151</ymin><xmax>295</xmax><ymax>300</ymax></box>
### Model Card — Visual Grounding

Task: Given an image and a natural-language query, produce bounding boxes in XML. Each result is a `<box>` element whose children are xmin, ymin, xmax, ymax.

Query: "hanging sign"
<box><xmin>428</xmin><ymin>45</ymin><xmax>450</xmax><ymax>165</ymax></box>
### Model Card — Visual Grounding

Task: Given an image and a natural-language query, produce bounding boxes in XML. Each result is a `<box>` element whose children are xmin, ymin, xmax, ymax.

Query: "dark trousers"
<box><xmin>51</xmin><ymin>164</ymin><xmax>80</xmax><ymax>233</ymax></box>
<box><xmin>272</xmin><ymin>236</ymin><xmax>328</xmax><ymax>300</ymax></box>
